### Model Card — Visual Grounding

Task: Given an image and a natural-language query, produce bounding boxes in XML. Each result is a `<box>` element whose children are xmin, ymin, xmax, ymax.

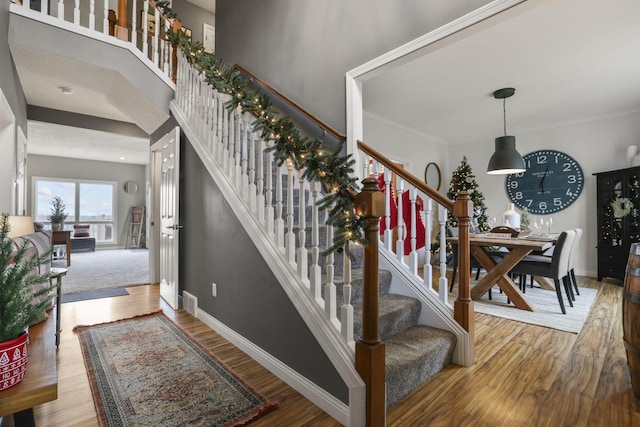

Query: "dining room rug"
<box><xmin>74</xmin><ymin>311</ymin><xmax>278</xmax><ymax>426</ymax></box>
<box><xmin>449</xmin><ymin>282</ymin><xmax>598</xmax><ymax>334</ymax></box>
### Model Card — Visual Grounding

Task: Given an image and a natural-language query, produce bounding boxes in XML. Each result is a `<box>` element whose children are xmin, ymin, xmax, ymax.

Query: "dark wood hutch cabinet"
<box><xmin>593</xmin><ymin>166</ymin><xmax>640</xmax><ymax>282</ymax></box>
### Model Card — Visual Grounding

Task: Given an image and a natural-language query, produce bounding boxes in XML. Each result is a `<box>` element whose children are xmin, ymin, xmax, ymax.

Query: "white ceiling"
<box><xmin>363</xmin><ymin>0</ymin><xmax>640</xmax><ymax>145</ymax></box>
<box><xmin>18</xmin><ymin>0</ymin><xmax>215</xmax><ymax>166</ymax></box>
<box><xmin>20</xmin><ymin>0</ymin><xmax>640</xmax><ymax>165</ymax></box>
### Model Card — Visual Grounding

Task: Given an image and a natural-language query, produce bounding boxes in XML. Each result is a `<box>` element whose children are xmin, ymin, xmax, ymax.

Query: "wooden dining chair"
<box><xmin>567</xmin><ymin>228</ymin><xmax>583</xmax><ymax>297</ymax></box>
<box><xmin>510</xmin><ymin>230</ymin><xmax>576</xmax><ymax>314</ymax></box>
<box><xmin>448</xmin><ymin>227</ymin><xmax>483</xmax><ymax>292</ymax></box>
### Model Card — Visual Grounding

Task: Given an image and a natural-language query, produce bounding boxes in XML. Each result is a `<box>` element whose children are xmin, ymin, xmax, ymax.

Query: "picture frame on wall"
<box><xmin>181</xmin><ymin>27</ymin><xmax>192</xmax><ymax>39</ymax></box>
<box><xmin>141</xmin><ymin>10</ymin><xmax>156</xmax><ymax>34</ymax></box>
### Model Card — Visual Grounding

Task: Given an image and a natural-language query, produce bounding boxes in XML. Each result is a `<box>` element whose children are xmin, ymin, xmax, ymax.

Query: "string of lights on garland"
<box><xmin>165</xmin><ymin>28</ymin><xmax>366</xmax><ymax>256</ymax></box>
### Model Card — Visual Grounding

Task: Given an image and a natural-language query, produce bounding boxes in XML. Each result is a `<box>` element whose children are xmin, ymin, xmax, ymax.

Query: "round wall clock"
<box><xmin>505</xmin><ymin>150</ymin><xmax>584</xmax><ymax>214</ymax></box>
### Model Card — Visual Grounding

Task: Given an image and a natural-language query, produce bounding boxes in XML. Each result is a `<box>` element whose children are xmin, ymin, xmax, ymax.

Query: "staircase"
<box><xmin>172</xmin><ymin>49</ymin><xmax>473</xmax><ymax>425</ymax></box>
<box><xmin>335</xmin><ymin>244</ymin><xmax>456</xmax><ymax>406</ymax></box>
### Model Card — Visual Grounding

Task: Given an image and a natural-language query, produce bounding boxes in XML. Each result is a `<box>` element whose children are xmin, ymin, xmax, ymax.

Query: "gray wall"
<box><xmin>0</xmin><ymin>1</ymin><xmax>26</xmax><ymax>131</ymax></box>
<box><xmin>27</xmin><ymin>154</ymin><xmax>146</xmax><ymax>248</ymax></box>
<box><xmin>215</xmin><ymin>0</ymin><xmax>493</xmax><ymax>135</ymax></box>
<box><xmin>181</xmin><ymin>141</ymin><xmax>348</xmax><ymax>402</ymax></box>
<box><xmin>173</xmin><ymin>0</ymin><xmax>215</xmax><ymax>46</ymax></box>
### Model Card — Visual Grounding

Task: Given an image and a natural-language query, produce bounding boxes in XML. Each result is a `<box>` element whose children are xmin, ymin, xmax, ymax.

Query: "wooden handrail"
<box><xmin>234</xmin><ymin>64</ymin><xmax>346</xmax><ymax>142</ymax></box>
<box><xmin>357</xmin><ymin>140</ymin><xmax>453</xmax><ymax>209</ymax></box>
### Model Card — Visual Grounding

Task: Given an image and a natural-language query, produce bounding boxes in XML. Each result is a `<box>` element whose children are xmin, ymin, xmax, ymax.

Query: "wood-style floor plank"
<box><xmin>2</xmin><ymin>275</ymin><xmax>639</xmax><ymax>426</ymax></box>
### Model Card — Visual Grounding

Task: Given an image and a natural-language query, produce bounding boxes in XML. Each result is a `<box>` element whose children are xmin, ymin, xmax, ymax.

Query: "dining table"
<box><xmin>447</xmin><ymin>233</ymin><xmax>556</xmax><ymax>311</ymax></box>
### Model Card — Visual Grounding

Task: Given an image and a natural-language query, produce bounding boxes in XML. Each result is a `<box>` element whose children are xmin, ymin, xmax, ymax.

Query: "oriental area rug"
<box><xmin>74</xmin><ymin>311</ymin><xmax>278</xmax><ymax>426</ymax></box>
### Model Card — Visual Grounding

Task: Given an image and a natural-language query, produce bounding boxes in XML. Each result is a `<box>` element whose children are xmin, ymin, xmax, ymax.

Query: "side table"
<box><xmin>50</xmin><ymin>267</ymin><xmax>68</xmax><ymax>348</ymax></box>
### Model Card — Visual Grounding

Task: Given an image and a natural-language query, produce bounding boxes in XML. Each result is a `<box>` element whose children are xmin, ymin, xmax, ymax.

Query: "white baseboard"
<box><xmin>196</xmin><ymin>309</ymin><xmax>351</xmax><ymax>426</ymax></box>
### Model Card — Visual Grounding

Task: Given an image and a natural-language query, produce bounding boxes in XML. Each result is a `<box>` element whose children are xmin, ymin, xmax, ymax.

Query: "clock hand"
<box><xmin>538</xmin><ymin>167</ymin><xmax>549</xmax><ymax>194</ymax></box>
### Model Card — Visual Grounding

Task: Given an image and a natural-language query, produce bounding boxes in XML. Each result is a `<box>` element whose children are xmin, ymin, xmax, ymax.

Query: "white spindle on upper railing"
<box><xmin>264</xmin><ymin>142</ymin><xmax>274</xmax><ymax>234</ymax></box>
<box><xmin>74</xmin><ymin>0</ymin><xmax>80</xmax><ymax>25</ymax></box>
<box><xmin>341</xmin><ymin>245</ymin><xmax>353</xmax><ymax>344</ymax></box>
<box><xmin>57</xmin><ymin>0</ymin><xmax>64</xmax><ymax>21</ymax></box>
<box><xmin>153</xmin><ymin>7</ymin><xmax>160</xmax><ymax>66</ymax></box>
<box><xmin>100</xmin><ymin>0</ymin><xmax>106</xmax><ymax>33</ymax></box>
<box><xmin>131</xmin><ymin>0</ymin><xmax>138</xmax><ymax>46</ymax></box>
<box><xmin>248</xmin><ymin>131</ymin><xmax>257</xmax><ymax>213</ymax></box>
<box><xmin>142</xmin><ymin>0</ymin><xmax>149</xmax><ymax>56</ymax></box>
<box><xmin>88</xmin><ymin>0</ymin><xmax>96</xmax><ymax>31</ymax></box>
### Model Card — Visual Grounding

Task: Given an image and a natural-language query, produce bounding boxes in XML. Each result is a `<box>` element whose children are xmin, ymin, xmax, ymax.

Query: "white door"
<box><xmin>152</xmin><ymin>127</ymin><xmax>181</xmax><ymax>310</ymax></box>
<box><xmin>203</xmin><ymin>23</ymin><xmax>215</xmax><ymax>54</ymax></box>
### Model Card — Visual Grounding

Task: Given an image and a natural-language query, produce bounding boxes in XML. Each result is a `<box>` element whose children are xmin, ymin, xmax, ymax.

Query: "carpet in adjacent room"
<box><xmin>74</xmin><ymin>311</ymin><xmax>278</xmax><ymax>426</ymax></box>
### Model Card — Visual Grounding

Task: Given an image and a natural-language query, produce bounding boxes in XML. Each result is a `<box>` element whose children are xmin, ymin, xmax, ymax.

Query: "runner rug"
<box><xmin>74</xmin><ymin>311</ymin><xmax>278</xmax><ymax>426</ymax></box>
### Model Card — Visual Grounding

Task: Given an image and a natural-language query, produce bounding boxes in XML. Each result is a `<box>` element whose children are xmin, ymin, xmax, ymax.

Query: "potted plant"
<box><xmin>0</xmin><ymin>214</ymin><xmax>55</xmax><ymax>391</ymax></box>
<box><xmin>47</xmin><ymin>196</ymin><xmax>68</xmax><ymax>231</ymax></box>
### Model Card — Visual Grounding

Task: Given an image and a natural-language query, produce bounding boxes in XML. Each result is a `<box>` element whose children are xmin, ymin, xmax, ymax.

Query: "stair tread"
<box><xmin>385</xmin><ymin>324</ymin><xmax>457</xmax><ymax>407</ymax></box>
<box><xmin>352</xmin><ymin>293</ymin><xmax>421</xmax><ymax>341</ymax></box>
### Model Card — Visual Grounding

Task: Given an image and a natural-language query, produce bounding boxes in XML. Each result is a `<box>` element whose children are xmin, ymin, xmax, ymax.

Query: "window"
<box><xmin>33</xmin><ymin>177</ymin><xmax>116</xmax><ymax>243</ymax></box>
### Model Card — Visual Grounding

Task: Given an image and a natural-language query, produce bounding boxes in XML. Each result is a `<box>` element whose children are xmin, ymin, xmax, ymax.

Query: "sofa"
<box><xmin>8</xmin><ymin>216</ymin><xmax>54</xmax><ymax>322</ymax></box>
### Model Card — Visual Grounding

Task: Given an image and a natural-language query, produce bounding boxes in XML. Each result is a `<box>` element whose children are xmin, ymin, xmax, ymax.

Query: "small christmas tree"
<box><xmin>446</xmin><ymin>157</ymin><xmax>490</xmax><ymax>231</ymax></box>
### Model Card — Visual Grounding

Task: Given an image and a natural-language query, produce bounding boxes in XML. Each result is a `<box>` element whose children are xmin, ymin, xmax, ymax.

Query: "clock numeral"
<box><xmin>537</xmin><ymin>155</ymin><xmax>547</xmax><ymax>164</ymax></box>
<box><xmin>525</xmin><ymin>200</ymin><xmax>533</xmax><ymax>207</ymax></box>
<box><xmin>554</xmin><ymin>198</ymin><xmax>562</xmax><ymax>206</ymax></box>
<box><xmin>566</xmin><ymin>189</ymin><xmax>575</xmax><ymax>197</ymax></box>
<box><xmin>513</xmin><ymin>191</ymin><xmax>523</xmax><ymax>200</ymax></box>
<box><xmin>508</xmin><ymin>181</ymin><xmax>518</xmax><ymax>189</ymax></box>
<box><xmin>539</xmin><ymin>201</ymin><xmax>547</xmax><ymax>211</ymax></box>
<box><xmin>563</xmin><ymin>163</ymin><xmax>573</xmax><ymax>172</ymax></box>
<box><xmin>568</xmin><ymin>175</ymin><xmax>576</xmax><ymax>183</ymax></box>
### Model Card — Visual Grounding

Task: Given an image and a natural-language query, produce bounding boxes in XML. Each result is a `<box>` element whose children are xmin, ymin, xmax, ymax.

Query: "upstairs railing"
<box><xmin>9</xmin><ymin>0</ymin><xmax>179</xmax><ymax>84</ymax></box>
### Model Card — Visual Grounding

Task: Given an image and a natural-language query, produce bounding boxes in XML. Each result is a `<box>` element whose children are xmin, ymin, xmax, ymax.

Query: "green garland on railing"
<box><xmin>166</xmin><ymin>29</ymin><xmax>366</xmax><ymax>255</ymax></box>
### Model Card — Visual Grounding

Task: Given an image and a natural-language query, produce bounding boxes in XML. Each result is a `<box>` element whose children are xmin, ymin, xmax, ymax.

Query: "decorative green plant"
<box><xmin>47</xmin><ymin>196</ymin><xmax>68</xmax><ymax>224</ymax></box>
<box><xmin>0</xmin><ymin>214</ymin><xmax>55</xmax><ymax>342</ymax></box>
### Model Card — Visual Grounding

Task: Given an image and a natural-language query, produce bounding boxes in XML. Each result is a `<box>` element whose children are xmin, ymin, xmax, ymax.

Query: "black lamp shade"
<box><xmin>487</xmin><ymin>135</ymin><xmax>526</xmax><ymax>175</ymax></box>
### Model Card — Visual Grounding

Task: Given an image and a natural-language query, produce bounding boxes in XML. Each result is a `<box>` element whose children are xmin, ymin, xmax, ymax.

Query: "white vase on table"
<box><xmin>502</xmin><ymin>203</ymin><xmax>521</xmax><ymax>229</ymax></box>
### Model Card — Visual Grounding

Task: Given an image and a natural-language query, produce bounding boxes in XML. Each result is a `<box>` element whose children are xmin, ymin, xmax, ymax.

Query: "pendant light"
<box><xmin>487</xmin><ymin>87</ymin><xmax>526</xmax><ymax>175</ymax></box>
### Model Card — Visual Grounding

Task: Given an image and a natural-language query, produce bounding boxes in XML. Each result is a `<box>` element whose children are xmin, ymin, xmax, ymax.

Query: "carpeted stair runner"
<box><xmin>275</xmin><ymin>167</ymin><xmax>458</xmax><ymax>407</ymax></box>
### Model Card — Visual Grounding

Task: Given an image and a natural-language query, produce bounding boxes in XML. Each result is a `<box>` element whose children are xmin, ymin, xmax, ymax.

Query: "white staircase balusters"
<box><xmin>396</xmin><ymin>180</ymin><xmax>405</xmax><ymax>262</ymax></box>
<box><xmin>408</xmin><ymin>188</ymin><xmax>419</xmax><ymax>275</ymax></box>
<box><xmin>142</xmin><ymin>0</ymin><xmax>149</xmax><ymax>56</ymax></box>
<box><xmin>57</xmin><ymin>0</ymin><xmax>64</xmax><ymax>22</ymax></box>
<box><xmin>309</xmin><ymin>180</ymin><xmax>322</xmax><ymax>300</ymax></box>
<box><xmin>152</xmin><ymin>8</ymin><xmax>160</xmax><ymax>66</ymax></box>
<box><xmin>285</xmin><ymin>161</ymin><xmax>296</xmax><ymax>264</ymax></box>
<box><xmin>254</xmin><ymin>135</ymin><xmax>264</xmax><ymax>220</ymax></box>
<box><xmin>324</xmin><ymin>218</ymin><xmax>337</xmax><ymax>323</ymax></box>
<box><xmin>423</xmin><ymin>197</ymin><xmax>434</xmax><ymax>291</ymax></box>
<box><xmin>264</xmin><ymin>142</ymin><xmax>275</xmax><ymax>235</ymax></box>
<box><xmin>234</xmin><ymin>109</ymin><xmax>243</xmax><ymax>191</ymax></box>
<box><xmin>438</xmin><ymin>205</ymin><xmax>450</xmax><ymax>304</ymax></box>
<box><xmin>88</xmin><ymin>0</ymin><xmax>96</xmax><ymax>31</ymax></box>
<box><xmin>74</xmin><ymin>0</ymin><xmax>80</xmax><ymax>25</ymax></box>
<box><xmin>247</xmin><ymin>130</ymin><xmax>257</xmax><ymax>212</ymax></box>
<box><xmin>131</xmin><ymin>0</ymin><xmax>138</xmax><ymax>46</ymax></box>
<box><xmin>297</xmin><ymin>170</ymin><xmax>308</xmax><ymax>281</ymax></box>
<box><xmin>383</xmin><ymin>168</ymin><xmax>393</xmax><ymax>251</ymax></box>
<box><xmin>275</xmin><ymin>160</ymin><xmax>284</xmax><ymax>248</ymax></box>
<box><xmin>341</xmin><ymin>246</ymin><xmax>354</xmax><ymax>345</ymax></box>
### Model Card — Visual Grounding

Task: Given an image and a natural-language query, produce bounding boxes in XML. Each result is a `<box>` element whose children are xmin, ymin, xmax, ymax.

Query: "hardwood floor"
<box><xmin>3</xmin><ymin>276</ymin><xmax>639</xmax><ymax>426</ymax></box>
